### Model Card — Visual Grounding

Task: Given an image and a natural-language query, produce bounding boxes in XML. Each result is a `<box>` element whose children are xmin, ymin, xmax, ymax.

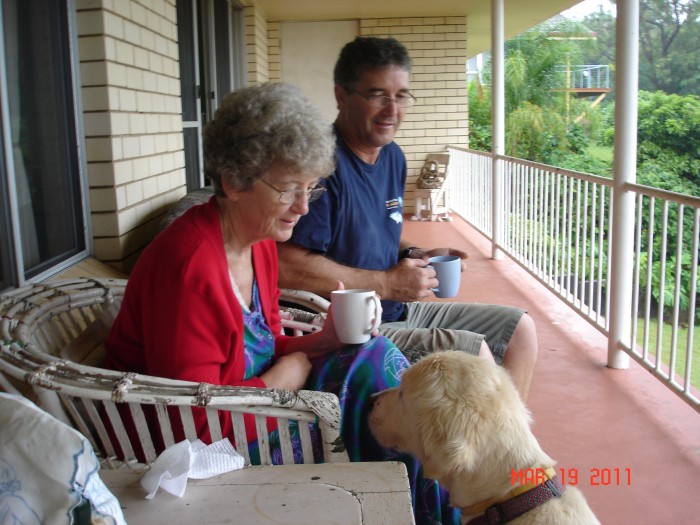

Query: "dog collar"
<box><xmin>463</xmin><ymin>467</ymin><xmax>565</xmax><ymax>525</ymax></box>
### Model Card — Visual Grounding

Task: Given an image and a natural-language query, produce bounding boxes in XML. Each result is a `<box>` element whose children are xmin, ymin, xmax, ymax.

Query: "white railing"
<box><xmin>554</xmin><ymin>64</ymin><xmax>611</xmax><ymax>90</ymax></box>
<box><xmin>447</xmin><ymin>146</ymin><xmax>699</xmax><ymax>411</ymax></box>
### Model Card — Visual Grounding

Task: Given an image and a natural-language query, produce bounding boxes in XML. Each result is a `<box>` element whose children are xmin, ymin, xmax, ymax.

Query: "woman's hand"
<box><xmin>282</xmin><ymin>281</ymin><xmax>383</xmax><ymax>358</ymax></box>
<box><xmin>318</xmin><ymin>281</ymin><xmax>348</xmax><ymax>350</ymax></box>
<box><xmin>312</xmin><ymin>280</ymin><xmax>383</xmax><ymax>352</ymax></box>
<box><xmin>260</xmin><ymin>352</ymin><xmax>312</xmax><ymax>391</ymax></box>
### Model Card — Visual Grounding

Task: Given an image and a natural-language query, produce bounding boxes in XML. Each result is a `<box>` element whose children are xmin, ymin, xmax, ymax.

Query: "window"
<box><xmin>0</xmin><ymin>0</ymin><xmax>88</xmax><ymax>289</ymax></box>
<box><xmin>177</xmin><ymin>0</ymin><xmax>246</xmax><ymax>191</ymax></box>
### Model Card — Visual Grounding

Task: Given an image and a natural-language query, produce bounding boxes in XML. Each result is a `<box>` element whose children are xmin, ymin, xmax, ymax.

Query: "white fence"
<box><xmin>448</xmin><ymin>146</ymin><xmax>699</xmax><ymax>411</ymax></box>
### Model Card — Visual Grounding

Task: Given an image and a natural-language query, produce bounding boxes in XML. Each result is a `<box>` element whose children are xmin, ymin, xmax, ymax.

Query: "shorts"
<box><xmin>378</xmin><ymin>301</ymin><xmax>526</xmax><ymax>365</ymax></box>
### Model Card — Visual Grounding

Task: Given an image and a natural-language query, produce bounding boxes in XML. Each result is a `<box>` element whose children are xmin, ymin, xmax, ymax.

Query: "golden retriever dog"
<box><xmin>369</xmin><ymin>351</ymin><xmax>601</xmax><ymax>525</ymax></box>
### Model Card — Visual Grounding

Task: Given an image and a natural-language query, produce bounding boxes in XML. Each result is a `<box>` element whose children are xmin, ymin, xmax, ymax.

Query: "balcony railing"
<box><xmin>554</xmin><ymin>64</ymin><xmax>611</xmax><ymax>90</ymax></box>
<box><xmin>447</xmin><ymin>146</ymin><xmax>699</xmax><ymax>411</ymax></box>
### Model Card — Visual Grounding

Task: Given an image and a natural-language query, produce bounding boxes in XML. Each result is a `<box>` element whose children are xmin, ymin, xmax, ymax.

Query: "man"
<box><xmin>278</xmin><ymin>36</ymin><xmax>537</xmax><ymax>401</ymax></box>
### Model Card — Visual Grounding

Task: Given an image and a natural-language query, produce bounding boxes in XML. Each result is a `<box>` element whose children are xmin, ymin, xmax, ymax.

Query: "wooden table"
<box><xmin>101</xmin><ymin>461</ymin><xmax>415</xmax><ymax>525</ymax></box>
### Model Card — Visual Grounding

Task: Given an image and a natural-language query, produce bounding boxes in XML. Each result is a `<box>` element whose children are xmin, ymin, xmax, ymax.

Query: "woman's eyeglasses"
<box><xmin>259</xmin><ymin>179</ymin><xmax>326</xmax><ymax>204</ymax></box>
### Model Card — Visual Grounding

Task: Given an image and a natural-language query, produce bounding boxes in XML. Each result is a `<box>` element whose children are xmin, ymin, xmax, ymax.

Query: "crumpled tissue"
<box><xmin>141</xmin><ymin>438</ymin><xmax>245</xmax><ymax>499</ymax></box>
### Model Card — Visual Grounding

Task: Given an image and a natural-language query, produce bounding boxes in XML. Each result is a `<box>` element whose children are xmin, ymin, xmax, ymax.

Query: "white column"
<box><xmin>491</xmin><ymin>0</ymin><xmax>505</xmax><ymax>260</ymax></box>
<box><xmin>607</xmin><ymin>0</ymin><xmax>638</xmax><ymax>369</ymax></box>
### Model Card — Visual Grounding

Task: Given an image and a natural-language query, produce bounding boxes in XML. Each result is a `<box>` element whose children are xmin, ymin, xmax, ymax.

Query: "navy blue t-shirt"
<box><xmin>288</xmin><ymin>132</ymin><xmax>407</xmax><ymax>321</ymax></box>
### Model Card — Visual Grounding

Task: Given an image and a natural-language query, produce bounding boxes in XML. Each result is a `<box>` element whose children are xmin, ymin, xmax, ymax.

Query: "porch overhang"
<box><xmin>247</xmin><ymin>0</ymin><xmax>584</xmax><ymax>58</ymax></box>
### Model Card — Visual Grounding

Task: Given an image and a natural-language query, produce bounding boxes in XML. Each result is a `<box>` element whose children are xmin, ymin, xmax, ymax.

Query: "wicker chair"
<box><xmin>0</xmin><ymin>278</ymin><xmax>342</xmax><ymax>470</ymax></box>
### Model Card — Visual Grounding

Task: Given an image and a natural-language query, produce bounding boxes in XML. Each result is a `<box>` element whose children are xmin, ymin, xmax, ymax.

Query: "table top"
<box><xmin>101</xmin><ymin>461</ymin><xmax>415</xmax><ymax>525</ymax></box>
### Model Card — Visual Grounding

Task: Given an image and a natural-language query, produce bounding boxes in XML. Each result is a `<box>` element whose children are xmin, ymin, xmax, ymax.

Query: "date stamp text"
<box><xmin>511</xmin><ymin>467</ymin><xmax>632</xmax><ymax>487</ymax></box>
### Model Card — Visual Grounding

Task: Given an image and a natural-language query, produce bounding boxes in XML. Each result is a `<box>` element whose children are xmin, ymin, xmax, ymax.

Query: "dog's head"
<box><xmin>369</xmin><ymin>351</ymin><xmax>533</xmax><ymax>481</ymax></box>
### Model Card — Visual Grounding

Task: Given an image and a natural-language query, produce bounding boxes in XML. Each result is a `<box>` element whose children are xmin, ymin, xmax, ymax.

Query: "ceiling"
<box><xmin>249</xmin><ymin>0</ymin><xmax>584</xmax><ymax>59</ymax></box>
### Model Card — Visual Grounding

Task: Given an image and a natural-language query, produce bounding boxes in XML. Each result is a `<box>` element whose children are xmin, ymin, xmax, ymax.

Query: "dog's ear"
<box><xmin>403</xmin><ymin>353</ymin><xmax>485</xmax><ymax>478</ymax></box>
<box><xmin>417</xmin><ymin>410</ymin><xmax>480</xmax><ymax>480</ymax></box>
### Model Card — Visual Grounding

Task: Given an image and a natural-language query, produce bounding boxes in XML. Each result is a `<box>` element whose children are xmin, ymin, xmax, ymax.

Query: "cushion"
<box><xmin>0</xmin><ymin>393</ymin><xmax>126</xmax><ymax>525</ymax></box>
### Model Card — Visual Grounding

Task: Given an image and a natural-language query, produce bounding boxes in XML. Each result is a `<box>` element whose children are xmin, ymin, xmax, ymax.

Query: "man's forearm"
<box><xmin>277</xmin><ymin>243</ymin><xmax>387</xmax><ymax>299</ymax></box>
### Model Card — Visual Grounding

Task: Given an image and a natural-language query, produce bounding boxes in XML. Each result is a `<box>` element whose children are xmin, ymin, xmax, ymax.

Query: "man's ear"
<box><xmin>334</xmin><ymin>84</ymin><xmax>348</xmax><ymax>110</ymax></box>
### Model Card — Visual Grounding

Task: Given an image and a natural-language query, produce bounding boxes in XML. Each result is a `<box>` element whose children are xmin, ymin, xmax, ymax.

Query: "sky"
<box><xmin>561</xmin><ymin>0</ymin><xmax>616</xmax><ymax>19</ymax></box>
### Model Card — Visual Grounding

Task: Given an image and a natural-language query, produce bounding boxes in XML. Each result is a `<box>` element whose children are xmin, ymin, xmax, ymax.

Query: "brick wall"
<box><xmin>76</xmin><ymin>0</ymin><xmax>185</xmax><ymax>272</ymax></box>
<box><xmin>268</xmin><ymin>21</ymin><xmax>281</xmax><ymax>82</ymax></box>
<box><xmin>244</xmin><ymin>5</ymin><xmax>270</xmax><ymax>84</ymax></box>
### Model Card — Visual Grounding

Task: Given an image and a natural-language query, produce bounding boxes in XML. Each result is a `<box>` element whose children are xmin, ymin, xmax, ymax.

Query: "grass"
<box><xmin>634</xmin><ymin>317</ymin><xmax>699</xmax><ymax>391</ymax></box>
<box><xmin>588</xmin><ymin>144</ymin><xmax>614</xmax><ymax>163</ymax></box>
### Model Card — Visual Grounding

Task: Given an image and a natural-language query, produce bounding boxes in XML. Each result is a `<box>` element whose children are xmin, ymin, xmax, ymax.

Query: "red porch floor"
<box><xmin>402</xmin><ymin>214</ymin><xmax>700</xmax><ymax>525</ymax></box>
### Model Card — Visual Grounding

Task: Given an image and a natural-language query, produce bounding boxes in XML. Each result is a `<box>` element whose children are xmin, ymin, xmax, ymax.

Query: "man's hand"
<box><xmin>385</xmin><ymin>258</ymin><xmax>439</xmax><ymax>302</ymax></box>
<box><xmin>424</xmin><ymin>247</ymin><xmax>469</xmax><ymax>272</ymax></box>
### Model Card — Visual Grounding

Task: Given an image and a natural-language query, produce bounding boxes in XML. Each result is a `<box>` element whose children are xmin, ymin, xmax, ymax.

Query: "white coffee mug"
<box><xmin>330</xmin><ymin>289</ymin><xmax>382</xmax><ymax>344</ymax></box>
<box><xmin>428</xmin><ymin>255</ymin><xmax>462</xmax><ymax>298</ymax></box>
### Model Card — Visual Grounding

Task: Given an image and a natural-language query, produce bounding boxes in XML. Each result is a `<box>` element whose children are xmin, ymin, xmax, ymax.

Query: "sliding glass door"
<box><xmin>0</xmin><ymin>0</ymin><xmax>88</xmax><ymax>289</ymax></box>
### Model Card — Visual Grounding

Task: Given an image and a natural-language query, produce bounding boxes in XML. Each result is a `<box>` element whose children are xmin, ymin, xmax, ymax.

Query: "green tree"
<box><xmin>506</xmin><ymin>101</ymin><xmax>569</xmax><ymax>160</ymax></box>
<box><xmin>580</xmin><ymin>6</ymin><xmax>617</xmax><ymax>73</ymax></box>
<box><xmin>582</xmin><ymin>0</ymin><xmax>700</xmax><ymax>96</ymax></box>
<box><xmin>640</xmin><ymin>0</ymin><xmax>700</xmax><ymax>95</ymax></box>
<box><xmin>597</xmin><ymin>91</ymin><xmax>700</xmax><ymax>323</ymax></box>
<box><xmin>469</xmin><ymin>19</ymin><xmax>598</xmax><ymax>162</ymax></box>
<box><xmin>467</xmin><ymin>79</ymin><xmax>492</xmax><ymax>151</ymax></box>
<box><xmin>637</xmin><ymin>90</ymin><xmax>700</xmax><ymax>185</ymax></box>
<box><xmin>498</xmin><ymin>19</ymin><xmax>588</xmax><ymax>113</ymax></box>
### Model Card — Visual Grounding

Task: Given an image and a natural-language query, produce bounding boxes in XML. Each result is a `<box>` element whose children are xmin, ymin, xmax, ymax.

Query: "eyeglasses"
<box><xmin>259</xmin><ymin>178</ymin><xmax>326</xmax><ymax>204</ymax></box>
<box><xmin>351</xmin><ymin>91</ymin><xmax>417</xmax><ymax>109</ymax></box>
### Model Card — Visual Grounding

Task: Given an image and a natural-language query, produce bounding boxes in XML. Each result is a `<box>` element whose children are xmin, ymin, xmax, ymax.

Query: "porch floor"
<box><xmin>403</xmin><ymin>214</ymin><xmax>700</xmax><ymax>524</ymax></box>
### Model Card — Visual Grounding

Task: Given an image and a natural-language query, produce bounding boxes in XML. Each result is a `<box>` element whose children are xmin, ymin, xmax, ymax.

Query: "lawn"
<box><xmin>588</xmin><ymin>144</ymin><xmax>614</xmax><ymax>163</ymax></box>
<box><xmin>634</xmin><ymin>317</ymin><xmax>699</xmax><ymax>391</ymax></box>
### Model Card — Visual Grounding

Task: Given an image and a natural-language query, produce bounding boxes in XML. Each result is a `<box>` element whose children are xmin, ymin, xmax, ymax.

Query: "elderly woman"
<box><xmin>104</xmin><ymin>82</ymin><xmax>405</xmax><ymax>461</ymax></box>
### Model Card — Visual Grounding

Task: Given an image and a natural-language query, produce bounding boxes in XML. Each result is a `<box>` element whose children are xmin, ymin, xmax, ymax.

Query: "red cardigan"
<box><xmin>105</xmin><ymin>197</ymin><xmax>295</xmax><ymax>448</ymax></box>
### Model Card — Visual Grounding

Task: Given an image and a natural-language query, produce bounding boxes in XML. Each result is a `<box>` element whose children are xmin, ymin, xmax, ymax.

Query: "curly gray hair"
<box><xmin>203</xmin><ymin>82</ymin><xmax>336</xmax><ymax>196</ymax></box>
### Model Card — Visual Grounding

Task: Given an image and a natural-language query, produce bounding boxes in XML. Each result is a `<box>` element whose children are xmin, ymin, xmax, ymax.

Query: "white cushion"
<box><xmin>0</xmin><ymin>393</ymin><xmax>126</xmax><ymax>525</ymax></box>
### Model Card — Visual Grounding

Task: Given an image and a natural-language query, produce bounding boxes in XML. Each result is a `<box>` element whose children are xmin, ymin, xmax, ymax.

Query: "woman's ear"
<box><xmin>220</xmin><ymin>175</ymin><xmax>242</xmax><ymax>202</ymax></box>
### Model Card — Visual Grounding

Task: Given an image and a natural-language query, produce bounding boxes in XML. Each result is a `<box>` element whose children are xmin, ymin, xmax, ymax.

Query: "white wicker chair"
<box><xmin>0</xmin><ymin>278</ymin><xmax>343</xmax><ymax>471</ymax></box>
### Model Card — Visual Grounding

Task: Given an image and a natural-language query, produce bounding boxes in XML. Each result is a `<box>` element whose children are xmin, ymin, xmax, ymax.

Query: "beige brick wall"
<box><xmin>268</xmin><ymin>21</ymin><xmax>281</xmax><ymax>82</ymax></box>
<box><xmin>244</xmin><ymin>5</ymin><xmax>270</xmax><ymax>84</ymax></box>
<box><xmin>76</xmin><ymin>0</ymin><xmax>186</xmax><ymax>272</ymax></box>
<box><xmin>361</xmin><ymin>18</ymin><xmax>468</xmax><ymax>215</ymax></box>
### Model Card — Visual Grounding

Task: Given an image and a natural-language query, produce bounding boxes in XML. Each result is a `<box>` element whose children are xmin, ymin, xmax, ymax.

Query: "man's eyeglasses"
<box><xmin>259</xmin><ymin>179</ymin><xmax>326</xmax><ymax>204</ymax></box>
<box><xmin>352</xmin><ymin>91</ymin><xmax>417</xmax><ymax>109</ymax></box>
